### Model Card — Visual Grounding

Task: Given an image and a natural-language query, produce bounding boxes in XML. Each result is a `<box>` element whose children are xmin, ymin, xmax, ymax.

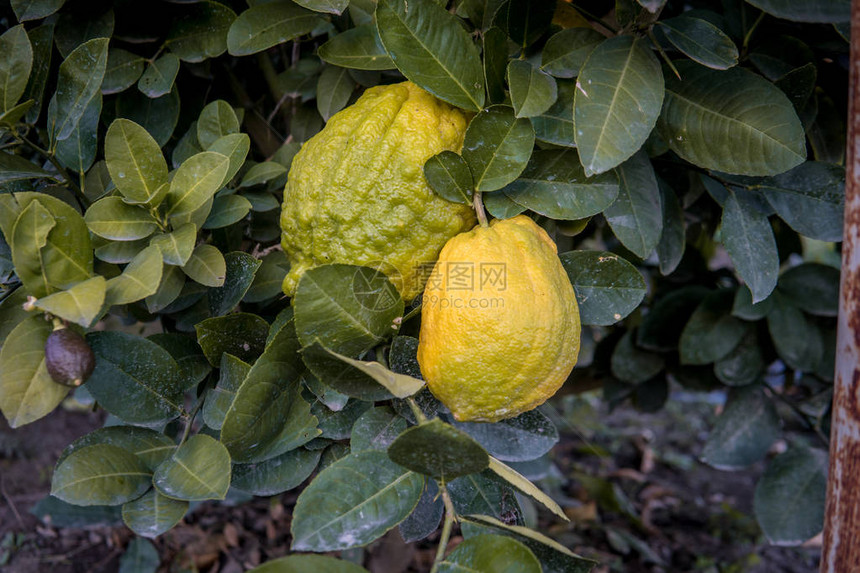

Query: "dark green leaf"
<box><xmin>315</xmin><ymin>399</ymin><xmax>372</xmax><ymax>440</ymax></box>
<box><xmin>232</xmin><ymin>447</ymin><xmax>322</xmax><ymax>496</ymax></box>
<box><xmin>22</xmin><ymin>21</ymin><xmax>53</xmax><ymax>123</ymax></box>
<box><xmin>604</xmin><ymin>151</ymin><xmax>662</xmax><ymax>258</ymax></box>
<box><xmin>153</xmin><ymin>434</ymin><xmax>231</xmax><ymax>501</ymax></box>
<box><xmin>767</xmin><ymin>292</ymin><xmax>824</xmax><ymax>371</ymax></box>
<box><xmin>611</xmin><ymin>330</ymin><xmax>665</xmax><ymax>384</ymax></box>
<box><xmin>722</xmin><ymin>188</ymin><xmax>779</xmax><ymax>303</ymax></box>
<box><xmin>58</xmin><ymin>426</ymin><xmax>176</xmax><ymax>472</ymax></box>
<box><xmin>208</xmin><ymin>251</ymin><xmax>261</xmax><ymax>316</ymax></box>
<box><xmin>462</xmin><ymin>106</ymin><xmax>535</xmax><ymax>192</ymax></box>
<box><xmin>49</xmin><ymin>38</ymin><xmax>109</xmax><ymax>142</ymax></box>
<box><xmin>0</xmin><ymin>25</ymin><xmax>34</xmax><ymax>113</ymax></box>
<box><xmin>51</xmin><ymin>444</ymin><xmax>151</xmax><ymax>506</ymax></box>
<box><xmin>0</xmin><ymin>151</ymin><xmax>54</xmax><ymax>184</ymax></box>
<box><xmin>102</xmin><ymin>49</ymin><xmax>145</xmax><ymax>95</ymax></box>
<box><xmin>137</xmin><ymin>54</ymin><xmax>180</xmax><ymax>98</ymax></box>
<box><xmin>11</xmin><ymin>0</ymin><xmax>66</xmax><ymax>21</ymax></box>
<box><xmin>53</xmin><ymin>9</ymin><xmax>113</xmax><ymax>59</ymax></box>
<box><xmin>680</xmin><ymin>289</ymin><xmax>746</xmax><ymax>365</ymax></box>
<box><xmin>439</xmin><ymin>534</ymin><xmax>541</xmax><ymax>573</ymax></box>
<box><xmin>483</xmin><ymin>26</ymin><xmax>508</xmax><ymax>105</ymax></box>
<box><xmin>507</xmin><ymin>60</ymin><xmax>557</xmax><ymax>119</ymax></box>
<box><xmin>316</xmin><ymin>65</ymin><xmax>355</xmax><ymax>121</ymax></box>
<box><xmin>714</xmin><ymin>327</ymin><xmax>764</xmax><ymax>387</ymax></box>
<box><xmin>240</xmin><ymin>163</ymin><xmax>288</xmax><ymax>188</ymax></box>
<box><xmin>227</xmin><ymin>2</ymin><xmax>323</xmax><ymax>57</ymax></box>
<box><xmin>541</xmin><ymin>28</ymin><xmax>603</xmax><ymax>78</ymax></box>
<box><xmin>376</xmin><ymin>0</ymin><xmax>485</xmax><ymax>111</ymax></box>
<box><xmin>732</xmin><ymin>284</ymin><xmax>774</xmax><ymax>320</ymax></box>
<box><xmin>701</xmin><ymin>385</ymin><xmax>780</xmax><ymax>470</ymax></box>
<box><xmin>293</xmin><ymin>0</ymin><xmax>349</xmax><ymax>15</ymax></box>
<box><xmin>637</xmin><ymin>286</ymin><xmax>710</xmax><ymax>351</ymax></box>
<box><xmin>483</xmin><ymin>191</ymin><xmax>527</xmax><ymax>219</ymax></box>
<box><xmin>116</xmin><ymin>88</ymin><xmax>181</xmax><ymax>147</ymax></box>
<box><xmin>196</xmin><ymin>312</ymin><xmax>268</xmax><ymax>365</ymax></box>
<box><xmin>167</xmin><ymin>0</ymin><xmax>237</xmax><ymax>62</ymax></box>
<box><xmin>754</xmin><ymin>446</ymin><xmax>828</xmax><ymax>545</ymax></box>
<box><xmin>301</xmin><ymin>342</ymin><xmax>395</xmax><ymax>401</ymax></box>
<box><xmin>656</xmin><ymin>179</ymin><xmax>685</xmax><ymax>275</ymax></box>
<box><xmin>388</xmin><ymin>418</ymin><xmax>489</xmax><ymax>481</ymax></box>
<box><xmin>560</xmin><ymin>250</ymin><xmax>646</xmax><ymax>326</ymax></box>
<box><xmin>448</xmin><ymin>471</ymin><xmax>522</xmax><ymax>525</ymax></box>
<box><xmin>500</xmin><ymin>0</ymin><xmax>555</xmax><ymax>48</ymax></box>
<box><xmin>318</xmin><ymin>25</ymin><xmax>395</xmax><ymax>71</ymax></box>
<box><xmin>54</xmin><ymin>93</ymin><xmax>101</xmax><ymax>173</ymax></box>
<box><xmin>243</xmin><ymin>252</ymin><xmax>289</xmax><ymax>302</ymax></box>
<box><xmin>450</xmin><ymin>409</ymin><xmax>558</xmax><ymax>463</ymax></box>
<box><xmin>575</xmin><ymin>36</ymin><xmax>664</xmax><ymax>176</ymax></box>
<box><xmin>657</xmin><ymin>16</ymin><xmax>738</xmax><ymax>70</ymax></box>
<box><xmin>350</xmin><ymin>406</ymin><xmax>408</xmax><ymax>452</ymax></box>
<box><xmin>778</xmin><ymin>263</ymin><xmax>840</xmax><ymax>316</ymax></box>
<box><xmin>290</xmin><ymin>451</ymin><xmax>424</xmax><ymax>551</ymax></box>
<box><xmin>424</xmin><ymin>151</ymin><xmax>473</xmax><ymax>204</ymax></box>
<box><xmin>248</xmin><ymin>555</ymin><xmax>370</xmax><ymax>573</ymax></box>
<box><xmin>745</xmin><ymin>0</ymin><xmax>849</xmax><ymax>23</ymax></box>
<box><xmin>202</xmin><ymin>354</ymin><xmax>249</xmax><ymax>430</ymax></box>
<box><xmin>399</xmin><ymin>479</ymin><xmax>443</xmax><ymax>543</ymax></box>
<box><xmin>309</xmin><ymin>344</ymin><xmax>424</xmax><ymax>398</ymax></box>
<box><xmin>197</xmin><ymin>100</ymin><xmax>240</xmax><ymax>149</ymax></box>
<box><xmin>118</xmin><ymin>539</ymin><xmax>159</xmax><ymax>573</ymax></box>
<box><xmin>659</xmin><ymin>61</ymin><xmax>806</xmax><ymax>176</ymax></box>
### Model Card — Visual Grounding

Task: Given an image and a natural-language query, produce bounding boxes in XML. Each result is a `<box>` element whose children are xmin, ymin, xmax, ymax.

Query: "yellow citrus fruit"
<box><xmin>417</xmin><ymin>215</ymin><xmax>581</xmax><ymax>422</ymax></box>
<box><xmin>280</xmin><ymin>81</ymin><xmax>476</xmax><ymax>301</ymax></box>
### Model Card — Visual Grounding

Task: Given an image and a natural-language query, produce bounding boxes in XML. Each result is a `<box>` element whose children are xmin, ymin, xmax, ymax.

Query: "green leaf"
<box><xmin>227</xmin><ymin>2</ymin><xmax>323</xmax><ymax>57</ymax></box>
<box><xmin>530</xmin><ymin>79</ymin><xmax>576</xmax><ymax>147</ymax></box>
<box><xmin>49</xmin><ymin>38</ymin><xmax>109</xmax><ymax>142</ymax></box>
<box><xmin>483</xmin><ymin>192</ymin><xmax>527</xmax><ymax>219</ymax></box>
<box><xmin>714</xmin><ymin>327</ymin><xmax>764</xmax><ymax>387</ymax></box>
<box><xmin>483</xmin><ymin>26</ymin><xmax>508</xmax><ymax>105</ymax></box>
<box><xmin>22</xmin><ymin>20</ymin><xmax>53</xmax><ymax>124</ymax></box>
<box><xmin>560</xmin><ymin>250</ymin><xmax>646</xmax><ymax>326</ymax></box>
<box><xmin>767</xmin><ymin>292</ymin><xmax>824</xmax><ymax>371</ymax></box>
<box><xmin>243</xmin><ymin>252</ymin><xmax>289</xmax><ymax>302</ymax></box>
<box><xmin>196</xmin><ymin>312</ymin><xmax>269</xmax><ymax>365</ymax></box>
<box><xmin>451</xmin><ymin>409</ymin><xmax>557</xmax><ymax>463</ymax></box>
<box><xmin>462</xmin><ymin>106</ymin><xmax>535</xmax><ymax>192</ymax></box>
<box><xmin>208</xmin><ymin>251</ymin><xmax>261</xmax><ymax>316</ymax></box>
<box><xmin>54</xmin><ymin>9</ymin><xmax>114</xmax><ymax>59</ymax></box>
<box><xmin>317</xmin><ymin>65</ymin><xmax>355</xmax><ymax>121</ymax></box>
<box><xmin>294</xmin><ymin>0</ymin><xmax>348</xmax><ymax>14</ymax></box>
<box><xmin>122</xmin><ymin>490</ymin><xmax>188</xmax><ymax>539</ymax></box>
<box><xmin>0</xmin><ymin>99</ymin><xmax>35</xmax><ymax>127</ymax></box>
<box><xmin>449</xmin><ymin>471</ymin><xmax>522</xmax><ymax>524</ymax></box>
<box><xmin>679</xmin><ymin>289</ymin><xmax>746</xmax><ymax>365</ymax></box>
<box><xmin>350</xmin><ymin>407</ymin><xmax>408</xmax><ymax>453</ymax></box>
<box><xmin>656</xmin><ymin>180</ymin><xmax>685</xmax><ymax>275</ymax></box>
<box><xmin>30</xmin><ymin>496</ymin><xmax>121</xmax><ymax>529</ymax></box>
<box><xmin>294</xmin><ymin>264</ymin><xmax>404</xmax><ymax>357</ymax></box>
<box><xmin>290</xmin><ymin>450</ymin><xmax>424</xmax><ymax>551</ymax></box>
<box><xmin>701</xmin><ymin>385</ymin><xmax>781</xmax><ymax>470</ymax></box>
<box><xmin>507</xmin><ymin>60</ymin><xmax>557</xmax><ymax>119</ymax></box>
<box><xmin>207</xmin><ymin>133</ymin><xmax>251</xmax><ymax>188</ymax></box>
<box><xmin>758</xmin><ymin>161</ymin><xmax>845</xmax><ymax>242</ymax></box>
<box><xmin>399</xmin><ymin>479</ymin><xmax>443</xmax><ymax>543</ymax></box>
<box><xmin>301</xmin><ymin>342</ymin><xmax>395</xmax><ymax>402</ymax></box>
<box><xmin>11</xmin><ymin>199</ymin><xmax>55</xmax><ymax>298</ymax></box>
<box><xmin>165</xmin><ymin>151</ymin><xmax>230</xmax><ymax>220</ymax></box>
<box><xmin>197</xmin><ymin>100</ymin><xmax>240</xmax><ymax>149</ymax></box>
<box><xmin>310</xmin><ymin>345</ymin><xmax>424</xmax><ymax>399</ymax></box>
<box><xmin>424</xmin><ymin>151</ymin><xmax>474</xmax><ymax>204</ymax></box>
<box><xmin>116</xmin><ymin>90</ymin><xmax>181</xmax><ymax>147</ymax></box>
<box><xmin>778</xmin><ymin>263</ymin><xmax>840</xmax><ymax>317</ymax></box>
<box><xmin>657</xmin><ymin>16</ymin><xmax>738</xmax><ymax>70</ymax></box>
<box><xmin>167</xmin><ymin>0</ymin><xmax>237</xmax><ymax>62</ymax></box>
<box><xmin>487</xmin><ymin>457</ymin><xmax>567</xmax><ymax>521</ymax></box>
<box><xmin>105</xmin><ymin>119</ymin><xmax>169</xmax><ymax>206</ymax></box>
<box><xmin>439</xmin><ymin>534</ymin><xmax>541</xmax><ymax>573</ymax></box>
<box><xmin>721</xmin><ymin>189</ymin><xmax>779</xmax><ymax>303</ymax></box>
<box><xmin>105</xmin><ymin>245</ymin><xmax>163</xmax><ymax>306</ymax></box>
<box><xmin>145</xmin><ymin>265</ymin><xmax>186</xmax><ymax>313</ymax></box>
<box><xmin>118</xmin><ymin>538</ymin><xmax>159</xmax><ymax>573</ymax></box>
<box><xmin>95</xmin><ymin>239</ymin><xmax>148</xmax><ymax>265</ymax></box>
<box><xmin>611</xmin><ymin>329</ymin><xmax>665</xmax><ymax>384</ymax></box>
<box><xmin>745</xmin><ymin>0</ymin><xmax>849</xmax><ymax>23</ymax></box>
<box><xmin>0</xmin><ymin>287</ymin><xmax>31</xmax><ymax>355</ymax></box>
<box><xmin>148</xmin><ymin>332</ymin><xmax>211</xmax><ymax>390</ymax></box>
<box><xmin>57</xmin><ymin>426</ymin><xmax>176</xmax><ymax>472</ymax></box>
<box><xmin>54</xmin><ymin>93</ymin><xmax>101</xmax><ymax>173</ymax></box>
<box><xmin>0</xmin><ymin>316</ymin><xmax>67</xmax><ymax>428</ymax></box>
<box><xmin>0</xmin><ymin>151</ymin><xmax>54</xmax><ymax>184</ymax></box>
<box><xmin>201</xmin><ymin>353</ymin><xmax>249</xmax><ymax>431</ymax></box>
<box><xmin>388</xmin><ymin>418</ymin><xmax>489</xmax><ymax>480</ymax></box>
<box><xmin>501</xmin><ymin>149</ymin><xmax>618</xmax><ymax>219</ymax></box>
<box><xmin>232</xmin><ymin>447</ymin><xmax>322</xmax><ymax>496</ymax></box>
<box><xmin>183</xmin><ymin>244</ymin><xmax>227</xmax><ymax>287</ymax></box>
<box><xmin>51</xmin><ymin>444</ymin><xmax>152</xmax><ymax>506</ymax></box>
<box><xmin>318</xmin><ymin>25</ymin><xmax>396</xmax><ymax>71</ymax></box>
<box><xmin>150</xmin><ymin>223</ymin><xmax>197</xmax><ymax>267</ymax></box>
<box><xmin>153</xmin><ymin>434</ymin><xmax>231</xmax><ymax>501</ymax></box>
<box><xmin>248</xmin><ymin>555</ymin><xmax>370</xmax><ymax>573</ymax></box>
<box><xmin>376</xmin><ymin>0</ymin><xmax>485</xmax><ymax>111</ymax></box>
<box><xmin>11</xmin><ymin>0</ymin><xmax>66</xmax><ymax>21</ymax></box>
<box><xmin>574</xmin><ymin>36</ymin><xmax>664</xmax><ymax>176</ymax></box>
<box><xmin>658</xmin><ymin>61</ymin><xmax>806</xmax><ymax>176</ymax></box>
<box><xmin>315</xmin><ymin>399</ymin><xmax>372</xmax><ymax>440</ymax></box>
<box><xmin>541</xmin><ymin>28</ymin><xmax>604</xmax><ymax>79</ymax></box>
<box><xmin>498</xmin><ymin>0</ymin><xmax>555</xmax><ymax>49</ymax></box>
<box><xmin>85</xmin><ymin>197</ymin><xmax>159</xmax><ymax>241</ymax></box>
<box><xmin>34</xmin><ymin>276</ymin><xmax>105</xmax><ymax>327</ymax></box>
<box><xmin>85</xmin><ymin>331</ymin><xmax>186</xmax><ymax>424</ymax></box>
<box><xmin>102</xmin><ymin>48</ymin><xmax>145</xmax><ymax>95</ymax></box>
<box><xmin>240</xmin><ymin>162</ymin><xmax>288</xmax><ymax>188</ymax></box>
<box><xmin>137</xmin><ymin>53</ymin><xmax>180</xmax><ymax>99</ymax></box>
<box><xmin>606</xmin><ymin>154</ymin><xmax>662</xmax><ymax>259</ymax></box>
<box><xmin>754</xmin><ymin>446</ymin><xmax>828</xmax><ymax>545</ymax></box>
<box><xmin>0</xmin><ymin>25</ymin><xmax>34</xmax><ymax>113</ymax></box>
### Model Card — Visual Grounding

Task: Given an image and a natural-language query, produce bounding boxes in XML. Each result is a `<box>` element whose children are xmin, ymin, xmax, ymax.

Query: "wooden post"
<box><xmin>820</xmin><ymin>1</ymin><xmax>860</xmax><ymax>570</ymax></box>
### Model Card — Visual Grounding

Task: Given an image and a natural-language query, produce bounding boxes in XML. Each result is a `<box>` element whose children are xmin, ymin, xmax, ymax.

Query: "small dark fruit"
<box><xmin>44</xmin><ymin>328</ymin><xmax>96</xmax><ymax>387</ymax></box>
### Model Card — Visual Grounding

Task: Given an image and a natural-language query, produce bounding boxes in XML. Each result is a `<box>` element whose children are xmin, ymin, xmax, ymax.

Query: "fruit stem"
<box><xmin>406</xmin><ymin>397</ymin><xmax>427</xmax><ymax>424</ymax></box>
<box><xmin>430</xmin><ymin>485</ymin><xmax>457</xmax><ymax>573</ymax></box>
<box><xmin>473</xmin><ymin>191</ymin><xmax>489</xmax><ymax>228</ymax></box>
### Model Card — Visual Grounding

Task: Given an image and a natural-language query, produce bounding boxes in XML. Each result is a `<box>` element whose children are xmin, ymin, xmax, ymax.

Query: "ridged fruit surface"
<box><xmin>280</xmin><ymin>81</ymin><xmax>476</xmax><ymax>301</ymax></box>
<box><xmin>417</xmin><ymin>215</ymin><xmax>580</xmax><ymax>422</ymax></box>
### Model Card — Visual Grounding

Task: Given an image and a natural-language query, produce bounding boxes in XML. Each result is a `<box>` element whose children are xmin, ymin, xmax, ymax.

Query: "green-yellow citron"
<box><xmin>417</xmin><ymin>215</ymin><xmax>581</xmax><ymax>422</ymax></box>
<box><xmin>280</xmin><ymin>81</ymin><xmax>476</xmax><ymax>301</ymax></box>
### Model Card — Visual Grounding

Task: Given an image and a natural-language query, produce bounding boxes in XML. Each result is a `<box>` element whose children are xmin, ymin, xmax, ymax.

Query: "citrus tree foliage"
<box><xmin>0</xmin><ymin>0</ymin><xmax>847</xmax><ymax>569</ymax></box>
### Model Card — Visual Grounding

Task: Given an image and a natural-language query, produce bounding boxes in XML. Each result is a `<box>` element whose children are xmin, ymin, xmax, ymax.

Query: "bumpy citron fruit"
<box><xmin>280</xmin><ymin>81</ymin><xmax>476</xmax><ymax>301</ymax></box>
<box><xmin>417</xmin><ymin>215</ymin><xmax>581</xmax><ymax>422</ymax></box>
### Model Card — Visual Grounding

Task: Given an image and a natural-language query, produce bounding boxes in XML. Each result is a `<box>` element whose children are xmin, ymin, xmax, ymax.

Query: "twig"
<box><xmin>647</xmin><ymin>28</ymin><xmax>681</xmax><ymax>80</ymax></box>
<box><xmin>430</xmin><ymin>485</ymin><xmax>457</xmax><ymax>573</ymax></box>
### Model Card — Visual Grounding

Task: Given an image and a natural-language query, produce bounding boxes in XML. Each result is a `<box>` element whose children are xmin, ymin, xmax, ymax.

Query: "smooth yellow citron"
<box><xmin>280</xmin><ymin>81</ymin><xmax>476</xmax><ymax>301</ymax></box>
<box><xmin>417</xmin><ymin>215</ymin><xmax>581</xmax><ymax>422</ymax></box>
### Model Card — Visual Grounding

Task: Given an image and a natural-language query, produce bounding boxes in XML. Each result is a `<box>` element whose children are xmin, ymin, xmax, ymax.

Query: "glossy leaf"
<box><xmin>0</xmin><ymin>25</ymin><xmax>34</xmax><ymax>113</ymax></box>
<box><xmin>11</xmin><ymin>0</ymin><xmax>66</xmax><ymax>21</ymax></box>
<box><xmin>531</xmin><ymin>79</ymin><xmax>576</xmax><ymax>147</ymax></box>
<box><xmin>34</xmin><ymin>276</ymin><xmax>105</xmax><ymax>327</ymax></box>
<box><xmin>701</xmin><ymin>385</ymin><xmax>781</xmax><ymax>470</ymax></box>
<box><xmin>745</xmin><ymin>0</ymin><xmax>849</xmax><ymax>23</ymax></box>
<box><xmin>301</xmin><ymin>342</ymin><xmax>395</xmax><ymax>402</ymax></box>
<box><xmin>388</xmin><ymin>418</ymin><xmax>489</xmax><ymax>480</ymax></box>
<box><xmin>310</xmin><ymin>345</ymin><xmax>424</xmax><ymax>398</ymax></box>
<box><xmin>249</xmin><ymin>555</ymin><xmax>370</xmax><ymax>573</ymax></box>
<box><xmin>10</xmin><ymin>199</ymin><xmax>55</xmax><ymax>298</ymax></box>
<box><xmin>439</xmin><ymin>534</ymin><xmax>541</xmax><ymax>573</ymax></box>
<box><xmin>502</xmin><ymin>149</ymin><xmax>618</xmax><ymax>219</ymax></box>
<box><xmin>560</xmin><ymin>250</ymin><xmax>646</xmax><ymax>326</ymax></box>
<box><xmin>399</xmin><ymin>479</ymin><xmax>443</xmax><ymax>543</ymax></box>
<box><xmin>102</xmin><ymin>48</ymin><xmax>145</xmax><ymax>95</ymax></box>
<box><xmin>507</xmin><ymin>60</ymin><xmax>557</xmax><ymax>119</ymax></box>
<box><xmin>721</xmin><ymin>188</ymin><xmax>779</xmax><ymax>303</ymax></box>
<box><xmin>105</xmin><ymin>119</ymin><xmax>169</xmax><ymax>206</ymax></box>
<box><xmin>317</xmin><ymin>65</ymin><xmax>354</xmax><ymax>121</ymax></box>
<box><xmin>424</xmin><ymin>151</ymin><xmax>473</xmax><ymax>204</ymax></box>
<box><xmin>232</xmin><ymin>447</ymin><xmax>322</xmax><ymax>496</ymax></box>
<box><xmin>197</xmin><ymin>100</ymin><xmax>240</xmax><ymax>149</ymax></box>
<box><xmin>656</xmin><ymin>180</ymin><xmax>685</xmax><ymax>275</ymax></box>
<box><xmin>499</xmin><ymin>0</ymin><xmax>555</xmax><ymax>48</ymax></box>
<box><xmin>778</xmin><ymin>263</ymin><xmax>840</xmax><ymax>317</ymax></box>
<box><xmin>574</xmin><ymin>36</ymin><xmax>664</xmax><ymax>176</ymax></box>
<box><xmin>449</xmin><ymin>471</ymin><xmax>523</xmax><ymax>525</ymax></box>
<box><xmin>227</xmin><ymin>2</ymin><xmax>323</xmax><ymax>57</ymax></box>
<box><xmin>49</xmin><ymin>38</ymin><xmax>109</xmax><ymax>142</ymax></box>
<box><xmin>150</xmin><ymin>223</ymin><xmax>197</xmax><ymax>267</ymax></box>
<box><xmin>462</xmin><ymin>106</ymin><xmax>535</xmax><ymax>192</ymax></box>
<box><xmin>767</xmin><ymin>293</ymin><xmax>824</xmax><ymax>371</ymax></box>
<box><xmin>54</xmin><ymin>92</ymin><xmax>101</xmax><ymax>173</ymax></box>
<box><xmin>57</xmin><ymin>426</ymin><xmax>176</xmax><ymax>472</ymax></box>
<box><xmin>196</xmin><ymin>312</ymin><xmax>269</xmax><ymax>365</ymax></box>
<box><xmin>208</xmin><ymin>252</ymin><xmax>261</xmax><ymax>316</ymax></box>
<box><xmin>318</xmin><ymin>25</ymin><xmax>395</xmax><ymax>71</ymax></box>
<box><xmin>165</xmin><ymin>151</ymin><xmax>230</xmax><ymax>219</ymax></box>
<box><xmin>145</xmin><ymin>265</ymin><xmax>186</xmax><ymax>313</ymax></box>
<box><xmin>105</xmin><ymin>245</ymin><xmax>163</xmax><ymax>306</ymax></box>
<box><xmin>754</xmin><ymin>446</ymin><xmax>828</xmax><ymax>545</ymax></box>
<box><xmin>657</xmin><ymin>16</ymin><xmax>738</xmax><ymax>70</ymax></box>
<box><xmin>0</xmin><ymin>316</ymin><xmax>67</xmax><ymax>428</ymax></box>
<box><xmin>167</xmin><ymin>0</ymin><xmax>237</xmax><ymax>62</ymax></box>
<box><xmin>376</xmin><ymin>0</ymin><xmax>485</xmax><ymax>111</ymax></box>
<box><xmin>122</xmin><ymin>489</ymin><xmax>188</xmax><ymax>539</ymax></box>
<box><xmin>183</xmin><ymin>244</ymin><xmax>226</xmax><ymax>287</ymax></box>
<box><xmin>487</xmin><ymin>457</ymin><xmax>567</xmax><ymax>521</ymax></box>
<box><xmin>153</xmin><ymin>434</ymin><xmax>231</xmax><ymax>501</ymax></box>
<box><xmin>350</xmin><ymin>407</ymin><xmax>408</xmax><ymax>453</ymax></box>
<box><xmin>0</xmin><ymin>152</ymin><xmax>54</xmax><ymax>184</ymax></box>
<box><xmin>541</xmin><ymin>28</ymin><xmax>604</xmax><ymax>79</ymax></box>
<box><xmin>137</xmin><ymin>53</ymin><xmax>180</xmax><ymax>98</ymax></box>
<box><xmin>483</xmin><ymin>26</ymin><xmax>508</xmax><ymax>104</ymax></box>
<box><xmin>240</xmin><ymin>162</ymin><xmax>288</xmax><ymax>188</ymax></box>
<box><xmin>207</xmin><ymin>132</ymin><xmax>250</xmax><ymax>187</ymax></box>
<box><xmin>451</xmin><ymin>409</ymin><xmax>558</xmax><ymax>463</ymax></box>
<box><xmin>51</xmin><ymin>444</ymin><xmax>151</xmax><ymax>506</ymax></box>
<box><xmin>85</xmin><ymin>197</ymin><xmax>159</xmax><ymax>241</ymax></box>
<box><xmin>659</xmin><ymin>61</ymin><xmax>806</xmax><ymax>176</ymax></box>
<box><xmin>290</xmin><ymin>450</ymin><xmax>424</xmax><ymax>551</ymax></box>
<box><xmin>679</xmin><ymin>289</ymin><xmax>746</xmax><ymax>365</ymax></box>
